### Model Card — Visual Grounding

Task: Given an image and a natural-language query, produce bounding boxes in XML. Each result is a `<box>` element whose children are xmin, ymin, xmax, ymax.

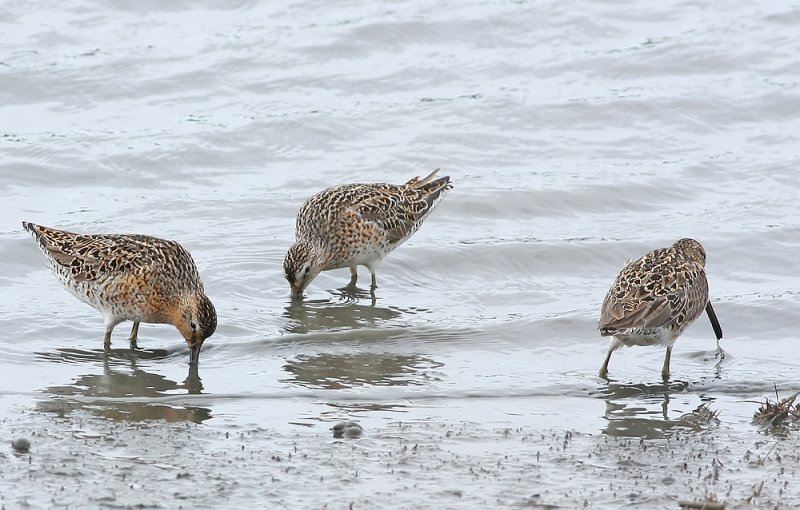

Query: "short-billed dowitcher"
<box><xmin>22</xmin><ymin>222</ymin><xmax>217</xmax><ymax>364</ymax></box>
<box><xmin>284</xmin><ymin>169</ymin><xmax>452</xmax><ymax>297</ymax></box>
<box><xmin>598</xmin><ymin>238</ymin><xmax>723</xmax><ymax>378</ymax></box>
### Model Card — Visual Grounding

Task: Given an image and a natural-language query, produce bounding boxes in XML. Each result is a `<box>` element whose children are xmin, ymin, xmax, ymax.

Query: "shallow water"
<box><xmin>3</xmin><ymin>0</ymin><xmax>800</xmax><ymax>508</ymax></box>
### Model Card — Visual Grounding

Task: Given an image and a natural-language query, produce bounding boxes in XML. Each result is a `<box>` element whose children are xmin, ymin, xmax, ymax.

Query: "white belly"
<box><xmin>614</xmin><ymin>327</ymin><xmax>674</xmax><ymax>347</ymax></box>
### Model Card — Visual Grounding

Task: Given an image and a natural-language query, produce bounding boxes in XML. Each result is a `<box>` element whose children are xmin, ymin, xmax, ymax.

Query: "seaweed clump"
<box><xmin>753</xmin><ymin>387</ymin><xmax>800</xmax><ymax>431</ymax></box>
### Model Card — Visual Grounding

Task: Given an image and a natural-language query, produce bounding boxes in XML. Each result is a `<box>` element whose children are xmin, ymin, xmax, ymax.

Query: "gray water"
<box><xmin>2</xmin><ymin>0</ymin><xmax>800</xmax><ymax>508</ymax></box>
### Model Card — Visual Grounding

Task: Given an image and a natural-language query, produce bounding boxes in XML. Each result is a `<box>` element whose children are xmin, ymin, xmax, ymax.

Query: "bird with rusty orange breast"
<box><xmin>283</xmin><ymin>169</ymin><xmax>452</xmax><ymax>297</ymax></box>
<box><xmin>599</xmin><ymin>238</ymin><xmax>723</xmax><ymax>378</ymax></box>
<box><xmin>22</xmin><ymin>222</ymin><xmax>216</xmax><ymax>364</ymax></box>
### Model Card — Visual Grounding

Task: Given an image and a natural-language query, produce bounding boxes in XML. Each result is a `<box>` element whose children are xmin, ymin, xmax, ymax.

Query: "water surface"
<box><xmin>3</xmin><ymin>0</ymin><xmax>800</xmax><ymax>508</ymax></box>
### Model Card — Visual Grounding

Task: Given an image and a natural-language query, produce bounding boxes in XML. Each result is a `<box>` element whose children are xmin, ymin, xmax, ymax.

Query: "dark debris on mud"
<box><xmin>752</xmin><ymin>387</ymin><xmax>800</xmax><ymax>433</ymax></box>
<box><xmin>2</xmin><ymin>408</ymin><xmax>800</xmax><ymax>509</ymax></box>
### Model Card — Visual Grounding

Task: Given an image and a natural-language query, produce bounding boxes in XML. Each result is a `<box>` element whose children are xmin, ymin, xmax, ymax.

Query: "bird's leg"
<box><xmin>370</xmin><ymin>272</ymin><xmax>377</xmax><ymax>290</ymax></box>
<box><xmin>599</xmin><ymin>339</ymin><xmax>620</xmax><ymax>378</ymax></box>
<box><xmin>129</xmin><ymin>321</ymin><xmax>140</xmax><ymax>350</ymax></box>
<box><xmin>599</xmin><ymin>350</ymin><xmax>613</xmax><ymax>378</ymax></box>
<box><xmin>102</xmin><ymin>317</ymin><xmax>121</xmax><ymax>350</ymax></box>
<box><xmin>661</xmin><ymin>345</ymin><xmax>672</xmax><ymax>379</ymax></box>
<box><xmin>347</xmin><ymin>266</ymin><xmax>358</xmax><ymax>287</ymax></box>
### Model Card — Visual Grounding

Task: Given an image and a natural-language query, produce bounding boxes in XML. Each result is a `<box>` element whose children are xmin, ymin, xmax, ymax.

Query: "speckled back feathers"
<box><xmin>599</xmin><ymin>238</ymin><xmax>709</xmax><ymax>338</ymax></box>
<box><xmin>295</xmin><ymin>169</ymin><xmax>452</xmax><ymax>249</ymax></box>
<box><xmin>23</xmin><ymin>222</ymin><xmax>204</xmax><ymax>295</ymax></box>
<box><xmin>285</xmin><ymin>169</ymin><xmax>451</xmax><ymax>279</ymax></box>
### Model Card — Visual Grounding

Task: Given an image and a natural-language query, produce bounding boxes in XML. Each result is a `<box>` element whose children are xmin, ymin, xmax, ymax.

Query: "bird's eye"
<box><xmin>190</xmin><ymin>321</ymin><xmax>197</xmax><ymax>330</ymax></box>
<box><xmin>304</xmin><ymin>266</ymin><xmax>311</xmax><ymax>275</ymax></box>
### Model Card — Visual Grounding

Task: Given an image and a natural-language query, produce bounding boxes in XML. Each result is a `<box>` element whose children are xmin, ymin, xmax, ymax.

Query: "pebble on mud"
<box><xmin>332</xmin><ymin>421</ymin><xmax>363</xmax><ymax>439</ymax></box>
<box><xmin>11</xmin><ymin>438</ymin><xmax>31</xmax><ymax>453</ymax></box>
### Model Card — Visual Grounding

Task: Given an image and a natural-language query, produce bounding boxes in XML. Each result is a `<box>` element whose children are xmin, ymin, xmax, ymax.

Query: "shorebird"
<box><xmin>598</xmin><ymin>238</ymin><xmax>723</xmax><ymax>378</ymax></box>
<box><xmin>22</xmin><ymin>222</ymin><xmax>217</xmax><ymax>364</ymax></box>
<box><xmin>284</xmin><ymin>169</ymin><xmax>452</xmax><ymax>297</ymax></box>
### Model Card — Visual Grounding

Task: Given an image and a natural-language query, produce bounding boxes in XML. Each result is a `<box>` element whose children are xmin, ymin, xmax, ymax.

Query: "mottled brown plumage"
<box><xmin>22</xmin><ymin>222</ymin><xmax>216</xmax><ymax>364</ymax></box>
<box><xmin>284</xmin><ymin>170</ymin><xmax>452</xmax><ymax>296</ymax></box>
<box><xmin>598</xmin><ymin>238</ymin><xmax>722</xmax><ymax>378</ymax></box>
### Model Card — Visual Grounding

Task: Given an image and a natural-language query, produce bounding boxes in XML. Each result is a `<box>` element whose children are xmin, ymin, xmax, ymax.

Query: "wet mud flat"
<box><xmin>3</xmin><ymin>399</ymin><xmax>799</xmax><ymax>510</ymax></box>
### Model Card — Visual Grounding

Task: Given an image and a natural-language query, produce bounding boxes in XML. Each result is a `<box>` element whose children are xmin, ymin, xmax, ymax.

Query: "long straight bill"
<box><xmin>705</xmin><ymin>301</ymin><xmax>723</xmax><ymax>340</ymax></box>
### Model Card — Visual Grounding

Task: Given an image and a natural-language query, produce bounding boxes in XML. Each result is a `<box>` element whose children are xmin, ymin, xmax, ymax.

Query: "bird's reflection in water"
<box><xmin>593</xmin><ymin>378</ymin><xmax>719</xmax><ymax>439</ymax></box>
<box><xmin>34</xmin><ymin>348</ymin><xmax>211</xmax><ymax>424</ymax></box>
<box><xmin>331</xmin><ymin>285</ymin><xmax>376</xmax><ymax>305</ymax></box>
<box><xmin>281</xmin><ymin>289</ymin><xmax>411</xmax><ymax>334</ymax></box>
<box><xmin>283</xmin><ymin>352</ymin><xmax>443</xmax><ymax>390</ymax></box>
<box><xmin>325</xmin><ymin>402</ymin><xmax>407</xmax><ymax>413</ymax></box>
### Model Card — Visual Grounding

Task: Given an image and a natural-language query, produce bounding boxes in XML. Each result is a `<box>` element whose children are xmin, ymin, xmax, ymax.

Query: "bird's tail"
<box><xmin>22</xmin><ymin>221</ymin><xmax>48</xmax><ymax>251</ymax></box>
<box><xmin>406</xmin><ymin>169</ymin><xmax>453</xmax><ymax>211</ymax></box>
<box><xmin>407</xmin><ymin>169</ymin><xmax>443</xmax><ymax>188</ymax></box>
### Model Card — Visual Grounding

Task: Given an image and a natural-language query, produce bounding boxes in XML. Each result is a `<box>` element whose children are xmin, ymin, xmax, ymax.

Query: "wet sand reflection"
<box><xmin>282</xmin><ymin>352</ymin><xmax>443</xmax><ymax>390</ymax></box>
<box><xmin>593</xmin><ymin>378</ymin><xmax>719</xmax><ymax>438</ymax></box>
<box><xmin>35</xmin><ymin>348</ymin><xmax>210</xmax><ymax>423</ymax></box>
<box><xmin>281</xmin><ymin>292</ymin><xmax>407</xmax><ymax>334</ymax></box>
